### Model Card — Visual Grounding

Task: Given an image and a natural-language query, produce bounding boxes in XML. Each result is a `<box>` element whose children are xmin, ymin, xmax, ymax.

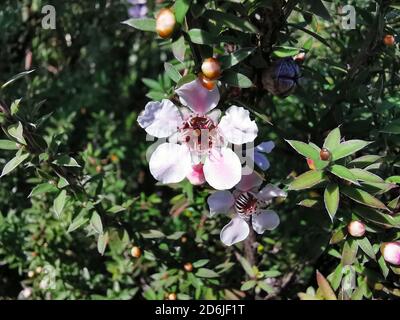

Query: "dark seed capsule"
<box><xmin>262</xmin><ymin>58</ymin><xmax>301</xmax><ymax>97</ymax></box>
<box><xmin>320</xmin><ymin>148</ymin><xmax>331</xmax><ymax>161</ymax></box>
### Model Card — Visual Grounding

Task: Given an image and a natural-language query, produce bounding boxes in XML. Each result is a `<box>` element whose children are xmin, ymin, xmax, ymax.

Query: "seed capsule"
<box><xmin>319</xmin><ymin>148</ymin><xmax>331</xmax><ymax>161</ymax></box>
<box><xmin>347</xmin><ymin>220</ymin><xmax>366</xmax><ymax>237</ymax></box>
<box><xmin>156</xmin><ymin>8</ymin><xmax>176</xmax><ymax>39</ymax></box>
<box><xmin>201</xmin><ymin>58</ymin><xmax>221</xmax><ymax>80</ymax></box>
<box><xmin>383</xmin><ymin>35</ymin><xmax>395</xmax><ymax>46</ymax></box>
<box><xmin>262</xmin><ymin>58</ymin><xmax>301</xmax><ymax>97</ymax></box>
<box><xmin>131</xmin><ymin>246</ymin><xmax>142</xmax><ymax>258</ymax></box>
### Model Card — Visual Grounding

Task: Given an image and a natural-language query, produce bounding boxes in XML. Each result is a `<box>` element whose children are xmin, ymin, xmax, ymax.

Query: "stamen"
<box><xmin>235</xmin><ymin>192</ymin><xmax>258</xmax><ymax>219</ymax></box>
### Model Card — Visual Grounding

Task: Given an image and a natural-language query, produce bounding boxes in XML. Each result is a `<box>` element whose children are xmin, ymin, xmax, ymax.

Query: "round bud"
<box><xmin>347</xmin><ymin>220</ymin><xmax>366</xmax><ymax>237</ymax></box>
<box><xmin>198</xmin><ymin>72</ymin><xmax>216</xmax><ymax>90</ymax></box>
<box><xmin>27</xmin><ymin>270</ymin><xmax>35</xmax><ymax>278</ymax></box>
<box><xmin>35</xmin><ymin>266</ymin><xmax>43</xmax><ymax>274</ymax></box>
<box><xmin>181</xmin><ymin>236</ymin><xmax>188</xmax><ymax>243</ymax></box>
<box><xmin>156</xmin><ymin>8</ymin><xmax>176</xmax><ymax>39</ymax></box>
<box><xmin>201</xmin><ymin>58</ymin><xmax>221</xmax><ymax>80</ymax></box>
<box><xmin>167</xmin><ymin>293</ymin><xmax>177</xmax><ymax>300</ymax></box>
<box><xmin>306</xmin><ymin>158</ymin><xmax>316</xmax><ymax>170</ymax></box>
<box><xmin>319</xmin><ymin>148</ymin><xmax>331</xmax><ymax>161</ymax></box>
<box><xmin>262</xmin><ymin>58</ymin><xmax>300</xmax><ymax>97</ymax></box>
<box><xmin>131</xmin><ymin>246</ymin><xmax>142</xmax><ymax>258</ymax></box>
<box><xmin>183</xmin><ymin>262</ymin><xmax>193</xmax><ymax>272</ymax></box>
<box><xmin>383</xmin><ymin>35</ymin><xmax>395</xmax><ymax>46</ymax></box>
<box><xmin>186</xmin><ymin>163</ymin><xmax>206</xmax><ymax>186</ymax></box>
<box><xmin>381</xmin><ymin>242</ymin><xmax>400</xmax><ymax>266</ymax></box>
<box><xmin>294</xmin><ymin>52</ymin><xmax>306</xmax><ymax>63</ymax></box>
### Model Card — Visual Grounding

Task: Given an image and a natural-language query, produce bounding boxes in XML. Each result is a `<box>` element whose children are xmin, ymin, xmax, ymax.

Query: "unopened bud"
<box><xmin>156</xmin><ymin>8</ymin><xmax>176</xmax><ymax>39</ymax></box>
<box><xmin>347</xmin><ymin>220</ymin><xmax>366</xmax><ymax>237</ymax></box>
<box><xmin>381</xmin><ymin>242</ymin><xmax>400</xmax><ymax>266</ymax></box>
<box><xmin>131</xmin><ymin>246</ymin><xmax>142</xmax><ymax>258</ymax></box>
<box><xmin>198</xmin><ymin>72</ymin><xmax>216</xmax><ymax>90</ymax></box>
<box><xmin>201</xmin><ymin>58</ymin><xmax>221</xmax><ymax>80</ymax></box>
<box><xmin>167</xmin><ymin>292</ymin><xmax>177</xmax><ymax>300</ymax></box>
<box><xmin>183</xmin><ymin>262</ymin><xmax>193</xmax><ymax>272</ymax></box>
<box><xmin>383</xmin><ymin>35</ymin><xmax>395</xmax><ymax>46</ymax></box>
<box><xmin>319</xmin><ymin>148</ymin><xmax>331</xmax><ymax>161</ymax></box>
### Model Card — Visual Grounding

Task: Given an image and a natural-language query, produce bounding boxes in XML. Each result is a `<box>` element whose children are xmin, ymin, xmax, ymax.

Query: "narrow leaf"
<box><xmin>331</xmin><ymin>140</ymin><xmax>372</xmax><ymax>161</ymax></box>
<box><xmin>288</xmin><ymin>170</ymin><xmax>326</xmax><ymax>190</ymax></box>
<box><xmin>341</xmin><ymin>186</ymin><xmax>389</xmax><ymax>211</ymax></box>
<box><xmin>324</xmin><ymin>183</ymin><xmax>339</xmax><ymax>220</ymax></box>
<box><xmin>329</xmin><ymin>164</ymin><xmax>359</xmax><ymax>185</ymax></box>
<box><xmin>122</xmin><ymin>18</ymin><xmax>156</xmax><ymax>32</ymax></box>
<box><xmin>323</xmin><ymin>127</ymin><xmax>341</xmax><ymax>151</ymax></box>
<box><xmin>53</xmin><ymin>190</ymin><xmax>67</xmax><ymax>219</ymax></box>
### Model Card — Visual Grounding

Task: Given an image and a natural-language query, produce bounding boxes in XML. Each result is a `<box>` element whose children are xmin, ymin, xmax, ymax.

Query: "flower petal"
<box><xmin>186</xmin><ymin>163</ymin><xmax>206</xmax><ymax>186</ymax></box>
<box><xmin>257</xmin><ymin>184</ymin><xmax>287</xmax><ymax>202</ymax></box>
<box><xmin>149</xmin><ymin>143</ymin><xmax>192</xmax><ymax>184</ymax></box>
<box><xmin>254</xmin><ymin>152</ymin><xmax>270</xmax><ymax>171</ymax></box>
<box><xmin>207</xmin><ymin>109</ymin><xmax>222</xmax><ymax>124</ymax></box>
<box><xmin>207</xmin><ymin>191</ymin><xmax>235</xmax><ymax>217</ymax></box>
<box><xmin>220</xmin><ymin>216</ymin><xmax>249</xmax><ymax>246</ymax></box>
<box><xmin>175</xmin><ymin>79</ymin><xmax>220</xmax><ymax>115</ymax></box>
<box><xmin>218</xmin><ymin>105</ymin><xmax>258</xmax><ymax>145</ymax></box>
<box><xmin>256</xmin><ymin>141</ymin><xmax>275</xmax><ymax>154</ymax></box>
<box><xmin>235</xmin><ymin>171</ymin><xmax>263</xmax><ymax>192</ymax></box>
<box><xmin>203</xmin><ymin>148</ymin><xmax>241</xmax><ymax>190</ymax></box>
<box><xmin>137</xmin><ymin>100</ymin><xmax>181</xmax><ymax>138</ymax></box>
<box><xmin>252</xmin><ymin>210</ymin><xmax>280</xmax><ymax>234</ymax></box>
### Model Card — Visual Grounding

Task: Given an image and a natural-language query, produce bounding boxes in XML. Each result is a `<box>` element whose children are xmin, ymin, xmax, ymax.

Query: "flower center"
<box><xmin>180</xmin><ymin>116</ymin><xmax>220</xmax><ymax>154</ymax></box>
<box><xmin>235</xmin><ymin>192</ymin><xmax>258</xmax><ymax>218</ymax></box>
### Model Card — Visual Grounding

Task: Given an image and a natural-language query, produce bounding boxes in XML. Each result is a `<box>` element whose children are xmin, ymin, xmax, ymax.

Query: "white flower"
<box><xmin>207</xmin><ymin>172</ymin><xmax>286</xmax><ymax>246</ymax></box>
<box><xmin>137</xmin><ymin>79</ymin><xmax>258</xmax><ymax>190</ymax></box>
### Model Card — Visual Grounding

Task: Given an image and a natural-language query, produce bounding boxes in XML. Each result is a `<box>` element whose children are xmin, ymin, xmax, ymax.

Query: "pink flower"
<box><xmin>381</xmin><ymin>242</ymin><xmax>400</xmax><ymax>266</ymax></box>
<box><xmin>207</xmin><ymin>172</ymin><xmax>286</xmax><ymax>246</ymax></box>
<box><xmin>137</xmin><ymin>79</ymin><xmax>258</xmax><ymax>190</ymax></box>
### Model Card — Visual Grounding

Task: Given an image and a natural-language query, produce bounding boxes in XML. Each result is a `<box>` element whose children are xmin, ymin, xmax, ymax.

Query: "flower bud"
<box><xmin>381</xmin><ymin>242</ymin><xmax>400</xmax><ymax>266</ymax></box>
<box><xmin>347</xmin><ymin>220</ymin><xmax>366</xmax><ymax>237</ymax></box>
<box><xmin>319</xmin><ymin>148</ymin><xmax>331</xmax><ymax>161</ymax></box>
<box><xmin>198</xmin><ymin>72</ymin><xmax>216</xmax><ymax>90</ymax></box>
<box><xmin>183</xmin><ymin>262</ymin><xmax>193</xmax><ymax>272</ymax></box>
<box><xmin>186</xmin><ymin>163</ymin><xmax>206</xmax><ymax>185</ymax></box>
<box><xmin>156</xmin><ymin>8</ymin><xmax>176</xmax><ymax>39</ymax></box>
<box><xmin>262</xmin><ymin>58</ymin><xmax>300</xmax><ymax>97</ymax></box>
<box><xmin>383</xmin><ymin>35</ymin><xmax>395</xmax><ymax>46</ymax></box>
<box><xmin>201</xmin><ymin>58</ymin><xmax>221</xmax><ymax>80</ymax></box>
<box><xmin>131</xmin><ymin>246</ymin><xmax>142</xmax><ymax>258</ymax></box>
<box><xmin>167</xmin><ymin>292</ymin><xmax>177</xmax><ymax>300</ymax></box>
<box><xmin>294</xmin><ymin>51</ymin><xmax>306</xmax><ymax>63</ymax></box>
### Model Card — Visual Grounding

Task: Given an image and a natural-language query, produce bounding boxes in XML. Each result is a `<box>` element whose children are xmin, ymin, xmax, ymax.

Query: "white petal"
<box><xmin>220</xmin><ymin>216</ymin><xmax>249</xmax><ymax>246</ymax></box>
<box><xmin>203</xmin><ymin>148</ymin><xmax>242</xmax><ymax>190</ymax></box>
<box><xmin>257</xmin><ymin>184</ymin><xmax>287</xmax><ymax>202</ymax></box>
<box><xmin>175</xmin><ymin>79</ymin><xmax>220</xmax><ymax>115</ymax></box>
<box><xmin>207</xmin><ymin>109</ymin><xmax>222</xmax><ymax>124</ymax></box>
<box><xmin>256</xmin><ymin>141</ymin><xmax>275</xmax><ymax>154</ymax></box>
<box><xmin>252</xmin><ymin>210</ymin><xmax>280</xmax><ymax>234</ymax></box>
<box><xmin>207</xmin><ymin>191</ymin><xmax>235</xmax><ymax>217</ymax></box>
<box><xmin>218</xmin><ymin>105</ymin><xmax>258</xmax><ymax>145</ymax></box>
<box><xmin>149</xmin><ymin>143</ymin><xmax>192</xmax><ymax>184</ymax></box>
<box><xmin>137</xmin><ymin>100</ymin><xmax>181</xmax><ymax>138</ymax></box>
<box><xmin>254</xmin><ymin>152</ymin><xmax>270</xmax><ymax>171</ymax></box>
<box><xmin>235</xmin><ymin>171</ymin><xmax>263</xmax><ymax>192</ymax></box>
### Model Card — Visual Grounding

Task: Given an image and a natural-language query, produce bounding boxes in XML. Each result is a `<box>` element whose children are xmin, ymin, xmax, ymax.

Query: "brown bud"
<box><xmin>383</xmin><ymin>35</ymin><xmax>395</xmax><ymax>46</ymax></box>
<box><xmin>156</xmin><ymin>8</ymin><xmax>176</xmax><ymax>39</ymax></box>
<box><xmin>183</xmin><ymin>262</ymin><xmax>193</xmax><ymax>272</ymax></box>
<box><xmin>131</xmin><ymin>246</ymin><xmax>142</xmax><ymax>258</ymax></box>
<box><xmin>167</xmin><ymin>293</ymin><xmax>177</xmax><ymax>300</ymax></box>
<box><xmin>201</xmin><ymin>58</ymin><xmax>221</xmax><ymax>80</ymax></box>
<box><xmin>319</xmin><ymin>148</ymin><xmax>331</xmax><ymax>161</ymax></box>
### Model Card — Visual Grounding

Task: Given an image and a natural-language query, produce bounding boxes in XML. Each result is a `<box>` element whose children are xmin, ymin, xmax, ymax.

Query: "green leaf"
<box><xmin>195</xmin><ymin>268</ymin><xmax>220</xmax><ymax>278</ymax></box>
<box><xmin>52</xmin><ymin>155</ymin><xmax>80</xmax><ymax>167</ymax></box>
<box><xmin>341</xmin><ymin>240</ymin><xmax>358</xmax><ymax>266</ymax></box>
<box><xmin>192</xmin><ymin>259</ymin><xmax>209</xmax><ymax>268</ymax></box>
<box><xmin>122</xmin><ymin>18</ymin><xmax>156</xmax><ymax>32</ymax></box>
<box><xmin>173</xmin><ymin>0</ymin><xmax>191</xmax><ymax>24</ymax></box>
<box><xmin>327</xmin><ymin>263</ymin><xmax>343</xmax><ymax>291</ymax></box>
<box><xmin>8</xmin><ymin>122</ymin><xmax>26</xmax><ymax>145</ymax></box>
<box><xmin>28</xmin><ymin>183</ymin><xmax>58</xmax><ymax>198</ymax></box>
<box><xmin>236</xmin><ymin>253</ymin><xmax>256</xmax><ymax>277</ymax></box>
<box><xmin>349</xmin><ymin>168</ymin><xmax>384</xmax><ymax>183</ymax></box>
<box><xmin>288</xmin><ymin>170</ymin><xmax>326</xmax><ymax>191</ymax></box>
<box><xmin>298</xmin><ymin>198</ymin><xmax>322</xmax><ymax>208</ymax></box>
<box><xmin>241</xmin><ymin>280</ymin><xmax>257</xmax><ymax>291</ymax></box>
<box><xmin>272</xmin><ymin>46</ymin><xmax>300</xmax><ymax>58</ymax></box>
<box><xmin>90</xmin><ymin>212</ymin><xmax>103</xmax><ymax>234</ymax></box>
<box><xmin>10</xmin><ymin>99</ymin><xmax>22</xmax><ymax>116</ymax></box>
<box><xmin>220</xmin><ymin>70</ymin><xmax>252</xmax><ymax>88</ymax></box>
<box><xmin>349</xmin><ymin>155</ymin><xmax>382</xmax><ymax>168</ymax></box>
<box><xmin>0</xmin><ymin>140</ymin><xmax>18</xmax><ymax>150</ymax></box>
<box><xmin>53</xmin><ymin>190</ymin><xmax>67</xmax><ymax>219</ymax></box>
<box><xmin>141</xmin><ymin>229</ymin><xmax>165</xmax><ymax>239</ymax></box>
<box><xmin>381</xmin><ymin>119</ymin><xmax>400</xmax><ymax>134</ymax></box>
<box><xmin>164</xmin><ymin>62</ymin><xmax>182</xmax><ymax>83</ymax></box>
<box><xmin>307</xmin><ymin>0</ymin><xmax>332</xmax><ymax>21</ymax></box>
<box><xmin>107</xmin><ymin>205</ymin><xmax>126</xmax><ymax>214</ymax></box>
<box><xmin>176</xmin><ymin>73</ymin><xmax>197</xmax><ymax>88</ymax></box>
<box><xmin>378</xmin><ymin>255</ymin><xmax>389</xmax><ymax>278</ymax></box>
<box><xmin>1</xmin><ymin>152</ymin><xmax>29</xmax><ymax>178</ymax></box>
<box><xmin>357</xmin><ymin>237</ymin><xmax>376</xmax><ymax>260</ymax></box>
<box><xmin>68</xmin><ymin>215</ymin><xmax>89</xmax><ymax>233</ymax></box>
<box><xmin>171</xmin><ymin>36</ymin><xmax>186</xmax><ymax>62</ymax></box>
<box><xmin>329</xmin><ymin>164</ymin><xmax>359</xmax><ymax>185</ymax></box>
<box><xmin>323</xmin><ymin>127</ymin><xmax>341</xmax><ymax>151</ymax></box>
<box><xmin>316</xmin><ymin>270</ymin><xmax>337</xmax><ymax>300</ymax></box>
<box><xmin>330</xmin><ymin>228</ymin><xmax>346</xmax><ymax>244</ymax></box>
<box><xmin>341</xmin><ymin>186</ymin><xmax>389</xmax><ymax>211</ymax></box>
<box><xmin>353</xmin><ymin>206</ymin><xmax>397</xmax><ymax>228</ymax></box>
<box><xmin>1</xmin><ymin>70</ymin><xmax>35</xmax><ymax>89</ymax></box>
<box><xmin>166</xmin><ymin>231</ymin><xmax>185</xmax><ymax>240</ymax></box>
<box><xmin>386</xmin><ymin>176</ymin><xmax>400</xmax><ymax>184</ymax></box>
<box><xmin>97</xmin><ymin>231</ymin><xmax>109</xmax><ymax>255</ymax></box>
<box><xmin>331</xmin><ymin>140</ymin><xmax>372</xmax><ymax>161</ymax></box>
<box><xmin>187</xmin><ymin>29</ymin><xmax>216</xmax><ymax>45</ymax></box>
<box><xmin>204</xmin><ymin>10</ymin><xmax>259</xmax><ymax>33</ymax></box>
<box><xmin>286</xmin><ymin>140</ymin><xmax>319</xmax><ymax>160</ymax></box>
<box><xmin>324</xmin><ymin>183</ymin><xmax>339</xmax><ymax>220</ymax></box>
<box><xmin>219</xmin><ymin>47</ymin><xmax>255</xmax><ymax>69</ymax></box>
<box><xmin>257</xmin><ymin>281</ymin><xmax>275</xmax><ymax>294</ymax></box>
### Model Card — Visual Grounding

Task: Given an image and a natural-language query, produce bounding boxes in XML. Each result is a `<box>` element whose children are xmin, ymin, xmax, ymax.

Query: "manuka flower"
<box><xmin>207</xmin><ymin>172</ymin><xmax>286</xmax><ymax>245</ymax></box>
<box><xmin>127</xmin><ymin>0</ymin><xmax>148</xmax><ymax>19</ymax></box>
<box><xmin>137</xmin><ymin>79</ymin><xmax>258</xmax><ymax>190</ymax></box>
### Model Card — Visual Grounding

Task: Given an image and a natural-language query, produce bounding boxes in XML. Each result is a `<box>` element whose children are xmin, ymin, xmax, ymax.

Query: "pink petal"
<box><xmin>257</xmin><ymin>184</ymin><xmax>287</xmax><ymax>202</ymax></box>
<box><xmin>252</xmin><ymin>210</ymin><xmax>280</xmax><ymax>234</ymax></box>
<box><xmin>203</xmin><ymin>148</ymin><xmax>242</xmax><ymax>190</ymax></box>
<box><xmin>220</xmin><ymin>216</ymin><xmax>250</xmax><ymax>246</ymax></box>
<box><xmin>149</xmin><ymin>143</ymin><xmax>192</xmax><ymax>184</ymax></box>
<box><xmin>175</xmin><ymin>79</ymin><xmax>220</xmax><ymax>115</ymax></box>
<box><xmin>186</xmin><ymin>163</ymin><xmax>206</xmax><ymax>186</ymax></box>
<box><xmin>207</xmin><ymin>191</ymin><xmax>235</xmax><ymax>216</ymax></box>
<box><xmin>137</xmin><ymin>99</ymin><xmax>181</xmax><ymax>138</ymax></box>
<box><xmin>235</xmin><ymin>171</ymin><xmax>263</xmax><ymax>192</ymax></box>
<box><xmin>218</xmin><ymin>105</ymin><xmax>258</xmax><ymax>145</ymax></box>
